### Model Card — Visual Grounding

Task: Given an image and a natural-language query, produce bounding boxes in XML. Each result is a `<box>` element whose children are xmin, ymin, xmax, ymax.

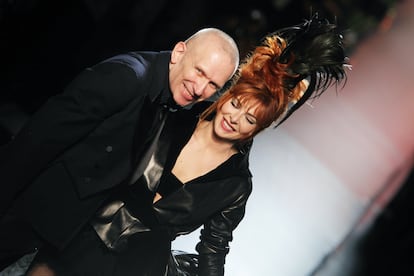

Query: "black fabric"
<box><xmin>28</xmin><ymin>225</ymin><xmax>171</xmax><ymax>276</ymax></box>
<box><xmin>0</xmin><ymin>212</ymin><xmax>43</xmax><ymax>271</ymax></box>
<box><xmin>167</xmin><ymin>250</ymin><xmax>199</xmax><ymax>276</ymax></box>
<box><xmin>1</xmin><ymin>102</ymin><xmax>252</xmax><ymax>276</ymax></box>
<box><xmin>27</xmin><ymin>177</ymin><xmax>170</xmax><ymax>276</ymax></box>
<box><xmin>157</xmin><ymin>172</ymin><xmax>183</xmax><ymax>197</ymax></box>
<box><xmin>0</xmin><ymin>50</ymin><xmax>172</xmax><ymax>220</ymax></box>
<box><xmin>88</xmin><ymin>105</ymin><xmax>175</xmax><ymax>252</ymax></box>
<box><xmin>0</xmin><ymin>50</ymin><xmax>176</xmax><ymax>272</ymax></box>
<box><xmin>129</xmin><ymin>97</ymin><xmax>169</xmax><ymax>185</ymax></box>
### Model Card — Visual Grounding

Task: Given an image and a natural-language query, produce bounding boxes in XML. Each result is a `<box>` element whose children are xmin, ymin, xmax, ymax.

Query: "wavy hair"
<box><xmin>201</xmin><ymin>15</ymin><xmax>348</xmax><ymax>143</ymax></box>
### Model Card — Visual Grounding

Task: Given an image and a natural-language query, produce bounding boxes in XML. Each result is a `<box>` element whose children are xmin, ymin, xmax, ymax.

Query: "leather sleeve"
<box><xmin>196</xmin><ymin>185</ymin><xmax>252</xmax><ymax>276</ymax></box>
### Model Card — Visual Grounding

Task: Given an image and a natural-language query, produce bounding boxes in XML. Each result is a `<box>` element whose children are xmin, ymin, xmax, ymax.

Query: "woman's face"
<box><xmin>213</xmin><ymin>97</ymin><xmax>258</xmax><ymax>141</ymax></box>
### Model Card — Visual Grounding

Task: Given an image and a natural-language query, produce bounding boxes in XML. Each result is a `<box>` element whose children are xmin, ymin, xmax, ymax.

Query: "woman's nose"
<box><xmin>230</xmin><ymin>112</ymin><xmax>242</xmax><ymax>123</ymax></box>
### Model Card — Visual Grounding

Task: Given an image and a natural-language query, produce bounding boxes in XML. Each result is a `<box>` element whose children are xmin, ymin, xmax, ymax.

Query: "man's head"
<box><xmin>169</xmin><ymin>28</ymin><xmax>239</xmax><ymax>107</ymax></box>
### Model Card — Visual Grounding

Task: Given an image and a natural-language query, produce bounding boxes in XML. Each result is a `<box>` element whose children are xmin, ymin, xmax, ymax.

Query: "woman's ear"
<box><xmin>298</xmin><ymin>78</ymin><xmax>310</xmax><ymax>98</ymax></box>
<box><xmin>170</xmin><ymin>41</ymin><xmax>187</xmax><ymax>64</ymax></box>
<box><xmin>289</xmin><ymin>78</ymin><xmax>310</xmax><ymax>104</ymax></box>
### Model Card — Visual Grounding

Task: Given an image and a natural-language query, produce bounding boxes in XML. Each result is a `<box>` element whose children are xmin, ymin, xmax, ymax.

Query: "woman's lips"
<box><xmin>221</xmin><ymin>118</ymin><xmax>234</xmax><ymax>132</ymax></box>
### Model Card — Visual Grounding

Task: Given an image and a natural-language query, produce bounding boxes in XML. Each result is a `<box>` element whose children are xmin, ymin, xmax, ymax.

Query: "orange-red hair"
<box><xmin>201</xmin><ymin>16</ymin><xmax>348</xmax><ymax>143</ymax></box>
<box><xmin>201</xmin><ymin>35</ymin><xmax>306</xmax><ymax>138</ymax></box>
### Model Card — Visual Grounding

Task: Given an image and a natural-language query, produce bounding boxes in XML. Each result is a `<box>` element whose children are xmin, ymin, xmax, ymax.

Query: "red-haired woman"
<box><xmin>25</xmin><ymin>16</ymin><xmax>348</xmax><ymax>276</ymax></box>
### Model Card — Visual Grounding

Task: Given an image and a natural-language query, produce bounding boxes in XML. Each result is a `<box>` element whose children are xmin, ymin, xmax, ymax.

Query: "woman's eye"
<box><xmin>246</xmin><ymin>117</ymin><xmax>256</xmax><ymax>125</ymax></box>
<box><xmin>231</xmin><ymin>98</ymin><xmax>240</xmax><ymax>108</ymax></box>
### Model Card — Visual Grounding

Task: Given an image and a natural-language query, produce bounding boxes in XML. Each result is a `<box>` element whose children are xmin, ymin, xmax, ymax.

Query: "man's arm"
<box><xmin>0</xmin><ymin>61</ymin><xmax>141</xmax><ymax>216</ymax></box>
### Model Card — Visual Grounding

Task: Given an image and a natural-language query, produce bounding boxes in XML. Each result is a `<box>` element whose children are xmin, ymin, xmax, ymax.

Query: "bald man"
<box><xmin>0</xmin><ymin>28</ymin><xmax>239</xmax><ymax>271</ymax></box>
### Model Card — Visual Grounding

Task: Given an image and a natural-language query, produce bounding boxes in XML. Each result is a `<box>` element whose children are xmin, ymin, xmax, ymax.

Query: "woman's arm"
<box><xmin>196</xmin><ymin>189</ymin><xmax>251</xmax><ymax>276</ymax></box>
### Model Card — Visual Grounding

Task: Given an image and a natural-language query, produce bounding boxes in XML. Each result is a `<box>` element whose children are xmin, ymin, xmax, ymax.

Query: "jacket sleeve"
<box><xmin>196</xmin><ymin>185</ymin><xmax>252</xmax><ymax>276</ymax></box>
<box><xmin>0</xmin><ymin>61</ymin><xmax>141</xmax><ymax>216</ymax></box>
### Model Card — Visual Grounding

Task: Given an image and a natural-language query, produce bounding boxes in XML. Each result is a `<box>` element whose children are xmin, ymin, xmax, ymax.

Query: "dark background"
<box><xmin>1</xmin><ymin>0</ymin><xmax>395</xmax><ymax>113</ymax></box>
<box><xmin>1</xmin><ymin>1</ymin><xmax>411</xmax><ymax>275</ymax></box>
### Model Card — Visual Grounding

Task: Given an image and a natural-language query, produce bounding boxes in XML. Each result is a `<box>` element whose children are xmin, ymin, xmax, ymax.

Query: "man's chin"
<box><xmin>175</xmin><ymin>95</ymin><xmax>194</xmax><ymax>107</ymax></box>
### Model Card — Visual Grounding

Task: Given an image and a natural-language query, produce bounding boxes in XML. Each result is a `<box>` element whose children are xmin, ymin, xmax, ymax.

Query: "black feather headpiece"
<box><xmin>264</xmin><ymin>14</ymin><xmax>349</xmax><ymax>127</ymax></box>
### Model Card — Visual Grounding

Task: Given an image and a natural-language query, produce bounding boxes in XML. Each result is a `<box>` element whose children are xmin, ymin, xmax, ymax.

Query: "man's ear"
<box><xmin>170</xmin><ymin>41</ymin><xmax>187</xmax><ymax>64</ymax></box>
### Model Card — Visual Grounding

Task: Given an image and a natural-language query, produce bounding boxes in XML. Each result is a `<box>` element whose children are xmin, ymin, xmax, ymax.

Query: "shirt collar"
<box><xmin>159</xmin><ymin>88</ymin><xmax>180</xmax><ymax>112</ymax></box>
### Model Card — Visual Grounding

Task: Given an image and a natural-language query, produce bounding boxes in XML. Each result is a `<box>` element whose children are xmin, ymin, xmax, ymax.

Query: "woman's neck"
<box><xmin>192</xmin><ymin>120</ymin><xmax>237</xmax><ymax>156</ymax></box>
<box><xmin>171</xmin><ymin>120</ymin><xmax>237</xmax><ymax>184</ymax></box>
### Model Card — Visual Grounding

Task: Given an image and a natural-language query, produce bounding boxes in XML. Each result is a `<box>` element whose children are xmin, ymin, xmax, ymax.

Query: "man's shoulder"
<box><xmin>128</xmin><ymin>50</ymin><xmax>171</xmax><ymax>60</ymax></box>
<box><xmin>103</xmin><ymin>51</ymin><xmax>170</xmax><ymax>68</ymax></box>
<box><xmin>99</xmin><ymin>51</ymin><xmax>171</xmax><ymax>81</ymax></box>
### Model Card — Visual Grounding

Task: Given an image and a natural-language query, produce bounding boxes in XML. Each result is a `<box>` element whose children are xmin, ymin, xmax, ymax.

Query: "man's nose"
<box><xmin>194</xmin><ymin>79</ymin><xmax>210</xmax><ymax>97</ymax></box>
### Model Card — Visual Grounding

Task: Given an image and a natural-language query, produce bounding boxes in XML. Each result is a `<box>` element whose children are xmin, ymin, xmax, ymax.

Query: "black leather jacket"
<box><xmin>156</xmin><ymin>107</ymin><xmax>253</xmax><ymax>275</ymax></box>
<box><xmin>93</xmin><ymin>105</ymin><xmax>253</xmax><ymax>275</ymax></box>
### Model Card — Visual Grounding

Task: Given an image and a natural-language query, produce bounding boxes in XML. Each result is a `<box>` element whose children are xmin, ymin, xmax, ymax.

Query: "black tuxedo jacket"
<box><xmin>0</xmin><ymin>51</ymin><xmax>173</xmax><ymax>246</ymax></box>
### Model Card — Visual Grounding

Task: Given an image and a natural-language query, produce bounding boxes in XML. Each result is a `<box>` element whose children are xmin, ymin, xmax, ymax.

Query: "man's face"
<box><xmin>169</xmin><ymin>41</ymin><xmax>235</xmax><ymax>107</ymax></box>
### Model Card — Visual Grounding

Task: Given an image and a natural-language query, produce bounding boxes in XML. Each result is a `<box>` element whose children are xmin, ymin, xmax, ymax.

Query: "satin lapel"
<box><xmin>128</xmin><ymin>98</ymin><xmax>177</xmax><ymax>190</ymax></box>
<box><xmin>128</xmin><ymin>97</ymin><xmax>162</xmax><ymax>183</ymax></box>
<box><xmin>141</xmin><ymin>110</ymin><xmax>176</xmax><ymax>191</ymax></box>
